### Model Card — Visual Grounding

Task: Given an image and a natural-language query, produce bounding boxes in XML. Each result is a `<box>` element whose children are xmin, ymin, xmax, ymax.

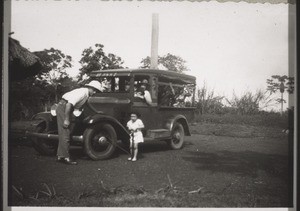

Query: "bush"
<box><xmin>225</xmin><ymin>90</ymin><xmax>264</xmax><ymax>115</ymax></box>
<box><xmin>195</xmin><ymin>84</ymin><xmax>277</xmax><ymax>115</ymax></box>
<box><xmin>196</xmin><ymin>83</ymin><xmax>225</xmax><ymax>114</ymax></box>
<box><xmin>9</xmin><ymin>76</ymin><xmax>79</xmax><ymax>121</ymax></box>
<box><xmin>195</xmin><ymin>112</ymin><xmax>288</xmax><ymax>128</ymax></box>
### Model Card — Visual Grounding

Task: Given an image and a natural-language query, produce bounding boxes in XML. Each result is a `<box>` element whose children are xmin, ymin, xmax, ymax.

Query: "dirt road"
<box><xmin>9</xmin><ymin>124</ymin><xmax>292</xmax><ymax>207</ymax></box>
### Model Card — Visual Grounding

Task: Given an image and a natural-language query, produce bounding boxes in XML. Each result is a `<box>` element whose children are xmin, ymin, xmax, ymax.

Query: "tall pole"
<box><xmin>150</xmin><ymin>13</ymin><xmax>159</xmax><ymax>69</ymax></box>
<box><xmin>280</xmin><ymin>81</ymin><xmax>284</xmax><ymax>115</ymax></box>
<box><xmin>281</xmin><ymin>92</ymin><xmax>283</xmax><ymax>115</ymax></box>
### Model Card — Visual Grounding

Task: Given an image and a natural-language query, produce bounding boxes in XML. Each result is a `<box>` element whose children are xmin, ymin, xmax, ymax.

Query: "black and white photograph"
<box><xmin>2</xmin><ymin>0</ymin><xmax>297</xmax><ymax>209</ymax></box>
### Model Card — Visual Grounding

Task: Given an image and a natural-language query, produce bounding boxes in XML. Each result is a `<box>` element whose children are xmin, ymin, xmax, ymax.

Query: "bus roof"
<box><xmin>90</xmin><ymin>68</ymin><xmax>196</xmax><ymax>84</ymax></box>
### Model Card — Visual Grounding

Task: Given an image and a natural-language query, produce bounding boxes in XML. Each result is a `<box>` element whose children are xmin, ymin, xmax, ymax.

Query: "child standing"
<box><xmin>127</xmin><ymin>112</ymin><xmax>144</xmax><ymax>161</ymax></box>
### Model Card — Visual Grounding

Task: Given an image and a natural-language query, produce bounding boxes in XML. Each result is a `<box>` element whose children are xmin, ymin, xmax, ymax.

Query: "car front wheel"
<box><xmin>167</xmin><ymin>122</ymin><xmax>185</xmax><ymax>150</ymax></box>
<box><xmin>32</xmin><ymin>121</ymin><xmax>58</xmax><ymax>156</ymax></box>
<box><xmin>83</xmin><ymin>123</ymin><xmax>117</xmax><ymax>160</ymax></box>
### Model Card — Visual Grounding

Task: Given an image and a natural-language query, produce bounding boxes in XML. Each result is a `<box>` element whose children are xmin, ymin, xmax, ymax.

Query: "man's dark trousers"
<box><xmin>56</xmin><ymin>100</ymin><xmax>72</xmax><ymax>158</ymax></box>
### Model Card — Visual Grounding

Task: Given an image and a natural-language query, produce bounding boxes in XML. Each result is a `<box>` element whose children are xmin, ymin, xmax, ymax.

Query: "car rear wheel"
<box><xmin>83</xmin><ymin>123</ymin><xmax>117</xmax><ymax>160</ymax></box>
<box><xmin>167</xmin><ymin>122</ymin><xmax>185</xmax><ymax>150</ymax></box>
<box><xmin>32</xmin><ymin>121</ymin><xmax>58</xmax><ymax>156</ymax></box>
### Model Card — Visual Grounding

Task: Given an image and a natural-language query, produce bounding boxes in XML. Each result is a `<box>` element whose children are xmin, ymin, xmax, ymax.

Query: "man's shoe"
<box><xmin>57</xmin><ymin>157</ymin><xmax>64</xmax><ymax>162</ymax></box>
<box><xmin>61</xmin><ymin>158</ymin><xmax>77</xmax><ymax>165</ymax></box>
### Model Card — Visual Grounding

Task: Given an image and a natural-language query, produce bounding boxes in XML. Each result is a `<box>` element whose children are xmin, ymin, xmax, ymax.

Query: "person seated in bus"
<box><xmin>101</xmin><ymin>77</ymin><xmax>110</xmax><ymax>92</ymax></box>
<box><xmin>173</xmin><ymin>86</ymin><xmax>192</xmax><ymax>107</ymax></box>
<box><xmin>158</xmin><ymin>82</ymin><xmax>176</xmax><ymax>107</ymax></box>
<box><xmin>134</xmin><ymin>79</ymin><xmax>152</xmax><ymax>105</ymax></box>
<box><xmin>125</xmin><ymin>82</ymin><xmax>130</xmax><ymax>92</ymax></box>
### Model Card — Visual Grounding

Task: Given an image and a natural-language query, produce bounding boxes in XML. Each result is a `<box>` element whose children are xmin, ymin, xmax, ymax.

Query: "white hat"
<box><xmin>141</xmin><ymin>79</ymin><xmax>149</xmax><ymax>84</ymax></box>
<box><xmin>85</xmin><ymin>80</ymin><xmax>104</xmax><ymax>92</ymax></box>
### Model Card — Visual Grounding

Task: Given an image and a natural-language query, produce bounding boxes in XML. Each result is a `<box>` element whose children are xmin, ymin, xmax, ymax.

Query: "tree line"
<box><xmin>10</xmin><ymin>44</ymin><xmax>189</xmax><ymax>120</ymax></box>
<box><xmin>10</xmin><ymin>43</ymin><xmax>294</xmax><ymax>120</ymax></box>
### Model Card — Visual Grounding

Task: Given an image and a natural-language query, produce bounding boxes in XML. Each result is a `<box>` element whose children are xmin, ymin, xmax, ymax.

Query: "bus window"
<box><xmin>158</xmin><ymin>82</ymin><xmax>194</xmax><ymax>107</ymax></box>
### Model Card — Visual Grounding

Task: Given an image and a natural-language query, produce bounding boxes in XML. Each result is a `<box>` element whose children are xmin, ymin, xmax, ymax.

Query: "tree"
<box><xmin>266</xmin><ymin>75</ymin><xmax>294</xmax><ymax>115</ymax></box>
<box><xmin>34</xmin><ymin>48</ymin><xmax>73</xmax><ymax>103</ymax></box>
<box><xmin>140</xmin><ymin>53</ymin><xmax>188</xmax><ymax>73</ymax></box>
<box><xmin>78</xmin><ymin>44</ymin><xmax>124</xmax><ymax>82</ymax></box>
<box><xmin>10</xmin><ymin>77</ymin><xmax>47</xmax><ymax>119</ymax></box>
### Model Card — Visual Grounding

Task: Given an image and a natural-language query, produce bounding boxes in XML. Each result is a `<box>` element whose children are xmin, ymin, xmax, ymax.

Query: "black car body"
<box><xmin>27</xmin><ymin>69</ymin><xmax>197</xmax><ymax>160</ymax></box>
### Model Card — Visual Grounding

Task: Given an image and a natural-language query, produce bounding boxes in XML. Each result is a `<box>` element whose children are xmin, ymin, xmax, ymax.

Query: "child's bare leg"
<box><xmin>128</xmin><ymin>141</ymin><xmax>133</xmax><ymax>160</ymax></box>
<box><xmin>132</xmin><ymin>143</ymin><xmax>138</xmax><ymax>161</ymax></box>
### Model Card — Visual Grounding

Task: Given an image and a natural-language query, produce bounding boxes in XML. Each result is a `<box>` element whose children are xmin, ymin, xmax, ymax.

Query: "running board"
<box><xmin>25</xmin><ymin>131</ymin><xmax>83</xmax><ymax>142</ymax></box>
<box><xmin>146</xmin><ymin>129</ymin><xmax>171</xmax><ymax>140</ymax></box>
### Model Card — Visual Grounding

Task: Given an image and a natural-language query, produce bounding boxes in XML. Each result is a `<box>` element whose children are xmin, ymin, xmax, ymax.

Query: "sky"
<box><xmin>11</xmin><ymin>0</ymin><xmax>290</xmax><ymax>110</ymax></box>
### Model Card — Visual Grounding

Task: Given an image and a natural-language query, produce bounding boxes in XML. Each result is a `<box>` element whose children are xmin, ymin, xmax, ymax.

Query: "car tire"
<box><xmin>167</xmin><ymin>122</ymin><xmax>185</xmax><ymax>150</ymax></box>
<box><xmin>32</xmin><ymin>121</ymin><xmax>58</xmax><ymax>156</ymax></box>
<box><xmin>83</xmin><ymin>123</ymin><xmax>117</xmax><ymax>160</ymax></box>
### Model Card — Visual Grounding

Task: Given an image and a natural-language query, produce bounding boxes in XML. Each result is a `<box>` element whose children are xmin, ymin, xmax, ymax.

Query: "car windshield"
<box><xmin>98</xmin><ymin>76</ymin><xmax>130</xmax><ymax>93</ymax></box>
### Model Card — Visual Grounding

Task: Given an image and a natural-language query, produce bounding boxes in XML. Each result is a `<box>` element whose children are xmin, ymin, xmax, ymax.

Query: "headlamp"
<box><xmin>50</xmin><ymin>104</ymin><xmax>57</xmax><ymax>116</ymax></box>
<box><xmin>73</xmin><ymin>109</ymin><xmax>83</xmax><ymax>117</ymax></box>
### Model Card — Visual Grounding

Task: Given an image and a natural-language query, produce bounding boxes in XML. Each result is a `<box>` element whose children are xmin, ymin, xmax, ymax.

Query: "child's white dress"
<box><xmin>127</xmin><ymin>119</ymin><xmax>144</xmax><ymax>143</ymax></box>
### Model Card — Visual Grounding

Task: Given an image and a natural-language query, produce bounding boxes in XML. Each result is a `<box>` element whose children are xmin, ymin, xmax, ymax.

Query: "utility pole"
<box><xmin>150</xmin><ymin>13</ymin><xmax>159</xmax><ymax>69</ymax></box>
<box><xmin>279</xmin><ymin>81</ymin><xmax>285</xmax><ymax>115</ymax></box>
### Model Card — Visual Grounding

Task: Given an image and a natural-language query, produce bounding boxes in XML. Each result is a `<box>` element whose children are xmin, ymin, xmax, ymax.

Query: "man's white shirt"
<box><xmin>62</xmin><ymin>87</ymin><xmax>89</xmax><ymax>109</ymax></box>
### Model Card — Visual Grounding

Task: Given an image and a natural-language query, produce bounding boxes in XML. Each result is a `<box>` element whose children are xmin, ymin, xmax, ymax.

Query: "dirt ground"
<box><xmin>8</xmin><ymin>122</ymin><xmax>293</xmax><ymax>207</ymax></box>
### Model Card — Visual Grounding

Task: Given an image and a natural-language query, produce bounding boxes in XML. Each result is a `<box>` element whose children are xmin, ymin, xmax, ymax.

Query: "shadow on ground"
<box><xmin>66</xmin><ymin>141</ymin><xmax>173</xmax><ymax>160</ymax></box>
<box><xmin>182</xmin><ymin>150</ymin><xmax>290</xmax><ymax>179</ymax></box>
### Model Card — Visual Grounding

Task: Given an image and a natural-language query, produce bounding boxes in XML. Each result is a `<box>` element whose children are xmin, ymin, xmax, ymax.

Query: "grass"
<box><xmin>11</xmin><ymin>173</ymin><xmax>281</xmax><ymax>207</ymax></box>
<box><xmin>195</xmin><ymin>112</ymin><xmax>289</xmax><ymax>128</ymax></box>
<box><xmin>12</xmin><ymin>183</ymin><xmax>57</xmax><ymax>204</ymax></box>
<box><xmin>10</xmin><ymin>175</ymin><xmax>288</xmax><ymax>206</ymax></box>
<box><xmin>190</xmin><ymin>112</ymin><xmax>290</xmax><ymax>139</ymax></box>
<box><xmin>11</xmin><ymin>184</ymin><xmax>270</xmax><ymax>207</ymax></box>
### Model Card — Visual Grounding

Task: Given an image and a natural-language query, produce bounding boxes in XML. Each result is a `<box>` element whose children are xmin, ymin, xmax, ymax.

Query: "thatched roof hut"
<box><xmin>9</xmin><ymin>37</ymin><xmax>42</xmax><ymax>81</ymax></box>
